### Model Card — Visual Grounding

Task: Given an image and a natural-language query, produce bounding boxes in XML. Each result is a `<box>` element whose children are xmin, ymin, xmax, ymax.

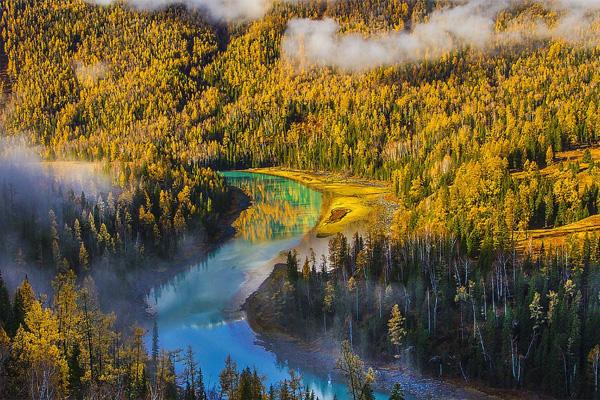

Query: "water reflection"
<box><xmin>146</xmin><ymin>172</ymin><xmax>388</xmax><ymax>400</ymax></box>
<box><xmin>229</xmin><ymin>172</ymin><xmax>322</xmax><ymax>242</ymax></box>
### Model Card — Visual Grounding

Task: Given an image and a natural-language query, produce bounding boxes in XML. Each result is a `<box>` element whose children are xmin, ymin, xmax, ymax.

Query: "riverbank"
<box><xmin>244</xmin><ymin>265</ymin><xmax>498</xmax><ymax>399</ymax></box>
<box><xmin>244</xmin><ymin>265</ymin><xmax>555</xmax><ymax>400</ymax></box>
<box><xmin>249</xmin><ymin>168</ymin><xmax>396</xmax><ymax>237</ymax></box>
<box><xmin>96</xmin><ymin>185</ymin><xmax>251</xmax><ymax>328</ymax></box>
<box><xmin>230</xmin><ymin>168</ymin><xmax>395</xmax><ymax>313</ymax></box>
<box><xmin>241</xmin><ymin>170</ymin><xmax>557</xmax><ymax>400</ymax></box>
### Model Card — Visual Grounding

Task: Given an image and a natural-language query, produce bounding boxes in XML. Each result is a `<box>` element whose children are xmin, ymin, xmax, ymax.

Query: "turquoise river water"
<box><xmin>146</xmin><ymin>171</ymin><xmax>390</xmax><ymax>400</ymax></box>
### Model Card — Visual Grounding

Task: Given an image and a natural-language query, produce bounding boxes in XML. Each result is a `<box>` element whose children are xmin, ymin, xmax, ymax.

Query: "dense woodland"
<box><xmin>0</xmin><ymin>152</ymin><xmax>230</xmax><ymax>272</ymax></box>
<box><xmin>276</xmin><ymin>231</ymin><xmax>600</xmax><ymax>398</ymax></box>
<box><xmin>0</xmin><ymin>271</ymin><xmax>334</xmax><ymax>400</ymax></box>
<box><xmin>1</xmin><ymin>0</ymin><xmax>599</xmax><ymax>247</ymax></box>
<box><xmin>0</xmin><ymin>151</ymin><xmax>229</xmax><ymax>272</ymax></box>
<box><xmin>0</xmin><ymin>0</ymin><xmax>599</xmax><ymax>398</ymax></box>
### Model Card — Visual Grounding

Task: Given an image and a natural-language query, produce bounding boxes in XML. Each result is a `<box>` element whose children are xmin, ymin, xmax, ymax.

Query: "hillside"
<box><xmin>1</xmin><ymin>0</ymin><xmax>598</xmax><ymax>248</ymax></box>
<box><xmin>0</xmin><ymin>0</ymin><xmax>599</xmax><ymax>399</ymax></box>
<box><xmin>514</xmin><ymin>146</ymin><xmax>600</xmax><ymax>253</ymax></box>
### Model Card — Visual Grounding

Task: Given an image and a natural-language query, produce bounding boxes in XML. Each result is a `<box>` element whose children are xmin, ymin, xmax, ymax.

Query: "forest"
<box><xmin>1</xmin><ymin>0</ymin><xmax>599</xmax><ymax>248</ymax></box>
<box><xmin>0</xmin><ymin>0</ymin><xmax>599</xmax><ymax>398</ymax></box>
<box><xmin>0</xmin><ymin>147</ymin><xmax>230</xmax><ymax>272</ymax></box>
<box><xmin>264</xmin><ymin>231</ymin><xmax>600</xmax><ymax>398</ymax></box>
<box><xmin>0</xmin><ymin>270</ymin><xmax>336</xmax><ymax>399</ymax></box>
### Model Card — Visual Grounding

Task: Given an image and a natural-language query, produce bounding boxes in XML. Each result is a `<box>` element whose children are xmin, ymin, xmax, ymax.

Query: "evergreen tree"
<box><xmin>68</xmin><ymin>343</ymin><xmax>84</xmax><ymax>400</ymax></box>
<box><xmin>152</xmin><ymin>319</ymin><xmax>159</xmax><ymax>364</ymax></box>
<box><xmin>219</xmin><ymin>354</ymin><xmax>239</xmax><ymax>399</ymax></box>
<box><xmin>287</xmin><ymin>251</ymin><xmax>299</xmax><ymax>283</ymax></box>
<box><xmin>196</xmin><ymin>366</ymin><xmax>207</xmax><ymax>400</ymax></box>
<box><xmin>10</xmin><ymin>278</ymin><xmax>35</xmax><ymax>336</ymax></box>
<box><xmin>183</xmin><ymin>346</ymin><xmax>199</xmax><ymax>400</ymax></box>
<box><xmin>389</xmin><ymin>383</ymin><xmax>405</xmax><ymax>400</ymax></box>
<box><xmin>0</xmin><ymin>271</ymin><xmax>11</xmax><ymax>331</ymax></box>
<box><xmin>362</xmin><ymin>383</ymin><xmax>375</xmax><ymax>400</ymax></box>
<box><xmin>238</xmin><ymin>368</ymin><xmax>254</xmax><ymax>400</ymax></box>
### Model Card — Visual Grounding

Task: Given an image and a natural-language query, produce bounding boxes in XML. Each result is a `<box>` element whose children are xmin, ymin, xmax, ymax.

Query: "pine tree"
<box><xmin>0</xmin><ymin>327</ymin><xmax>10</xmax><ymax>394</ymax></box>
<box><xmin>196</xmin><ymin>366</ymin><xmax>208</xmax><ymax>400</ymax></box>
<box><xmin>238</xmin><ymin>368</ymin><xmax>254</xmax><ymax>400</ymax></box>
<box><xmin>68</xmin><ymin>343</ymin><xmax>84</xmax><ymax>400</ymax></box>
<box><xmin>0</xmin><ymin>271</ymin><xmax>11</xmax><ymax>331</ymax></box>
<box><xmin>10</xmin><ymin>278</ymin><xmax>35</xmax><ymax>336</ymax></box>
<box><xmin>156</xmin><ymin>350</ymin><xmax>178</xmax><ymax>400</ymax></box>
<box><xmin>388</xmin><ymin>304</ymin><xmax>406</xmax><ymax>357</ymax></box>
<box><xmin>389</xmin><ymin>383</ymin><xmax>405</xmax><ymax>400</ymax></box>
<box><xmin>287</xmin><ymin>250</ymin><xmax>299</xmax><ymax>283</ymax></box>
<box><xmin>219</xmin><ymin>354</ymin><xmax>238</xmax><ymax>399</ymax></box>
<box><xmin>361</xmin><ymin>382</ymin><xmax>375</xmax><ymax>400</ymax></box>
<box><xmin>183</xmin><ymin>346</ymin><xmax>199</xmax><ymax>400</ymax></box>
<box><xmin>152</xmin><ymin>319</ymin><xmax>159</xmax><ymax>364</ymax></box>
<box><xmin>323</xmin><ymin>281</ymin><xmax>335</xmax><ymax>332</ymax></box>
<box><xmin>49</xmin><ymin>209</ymin><xmax>61</xmax><ymax>268</ymax></box>
<box><xmin>267</xmin><ymin>385</ymin><xmax>276</xmax><ymax>400</ymax></box>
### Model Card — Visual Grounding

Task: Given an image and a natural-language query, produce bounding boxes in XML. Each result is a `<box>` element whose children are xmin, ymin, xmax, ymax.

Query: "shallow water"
<box><xmin>147</xmin><ymin>171</ymin><xmax>391</xmax><ymax>399</ymax></box>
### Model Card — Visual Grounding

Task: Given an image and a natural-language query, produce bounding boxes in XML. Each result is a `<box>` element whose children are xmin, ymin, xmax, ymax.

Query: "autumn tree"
<box><xmin>12</xmin><ymin>301</ymin><xmax>68</xmax><ymax>399</ymax></box>
<box><xmin>388</xmin><ymin>304</ymin><xmax>406</xmax><ymax>357</ymax></box>
<box><xmin>336</xmin><ymin>341</ymin><xmax>376</xmax><ymax>400</ymax></box>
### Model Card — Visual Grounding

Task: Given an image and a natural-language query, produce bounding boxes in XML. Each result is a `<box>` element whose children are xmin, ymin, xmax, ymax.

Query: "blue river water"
<box><xmin>146</xmin><ymin>171</ymin><xmax>390</xmax><ymax>400</ymax></box>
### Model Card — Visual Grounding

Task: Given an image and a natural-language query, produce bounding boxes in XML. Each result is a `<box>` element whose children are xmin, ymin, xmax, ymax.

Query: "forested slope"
<box><xmin>0</xmin><ymin>1</ymin><xmax>233</xmax><ymax>273</ymax></box>
<box><xmin>0</xmin><ymin>0</ymin><xmax>599</xmax><ymax>399</ymax></box>
<box><xmin>2</xmin><ymin>0</ymin><xmax>598</xmax><ymax>248</ymax></box>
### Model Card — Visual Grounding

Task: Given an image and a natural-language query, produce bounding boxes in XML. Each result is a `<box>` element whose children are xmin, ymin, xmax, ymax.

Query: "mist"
<box><xmin>0</xmin><ymin>140</ymin><xmax>110</xmax><ymax>296</ymax></box>
<box><xmin>282</xmin><ymin>0</ymin><xmax>600</xmax><ymax>72</ymax></box>
<box><xmin>0</xmin><ymin>143</ymin><xmax>64</xmax><ymax>294</ymax></box>
<box><xmin>0</xmin><ymin>139</ymin><xmax>109</xmax><ymax>207</ymax></box>
<box><xmin>86</xmin><ymin>0</ymin><xmax>272</xmax><ymax>21</ymax></box>
<box><xmin>83</xmin><ymin>0</ymin><xmax>600</xmax><ymax>69</ymax></box>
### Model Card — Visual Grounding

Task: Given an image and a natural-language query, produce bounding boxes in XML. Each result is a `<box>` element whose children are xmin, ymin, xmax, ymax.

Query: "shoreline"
<box><xmin>243</xmin><ymin>266</ymin><xmax>495</xmax><ymax>400</ymax></box>
<box><xmin>248</xmin><ymin>167</ymin><xmax>397</xmax><ymax>237</ymax></box>
<box><xmin>244</xmin><ymin>263</ymin><xmax>555</xmax><ymax>400</ymax></box>
<box><xmin>102</xmin><ymin>186</ymin><xmax>251</xmax><ymax>329</ymax></box>
<box><xmin>240</xmin><ymin>168</ymin><xmax>556</xmax><ymax>400</ymax></box>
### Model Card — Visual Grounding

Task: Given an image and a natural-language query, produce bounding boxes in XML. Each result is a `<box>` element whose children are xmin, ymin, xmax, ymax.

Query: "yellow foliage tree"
<box><xmin>12</xmin><ymin>301</ymin><xmax>69</xmax><ymax>400</ymax></box>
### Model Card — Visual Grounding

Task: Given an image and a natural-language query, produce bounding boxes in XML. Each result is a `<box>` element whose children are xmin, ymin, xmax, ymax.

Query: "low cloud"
<box><xmin>74</xmin><ymin>61</ymin><xmax>109</xmax><ymax>87</ymax></box>
<box><xmin>0</xmin><ymin>139</ymin><xmax>109</xmax><ymax>198</ymax></box>
<box><xmin>86</xmin><ymin>0</ymin><xmax>272</xmax><ymax>21</ymax></box>
<box><xmin>282</xmin><ymin>0</ymin><xmax>600</xmax><ymax>72</ymax></box>
<box><xmin>0</xmin><ymin>139</ymin><xmax>114</xmax><ymax>297</ymax></box>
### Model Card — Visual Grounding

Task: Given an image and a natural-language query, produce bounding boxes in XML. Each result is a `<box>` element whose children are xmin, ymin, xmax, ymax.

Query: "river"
<box><xmin>147</xmin><ymin>171</ymin><xmax>464</xmax><ymax>400</ymax></box>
